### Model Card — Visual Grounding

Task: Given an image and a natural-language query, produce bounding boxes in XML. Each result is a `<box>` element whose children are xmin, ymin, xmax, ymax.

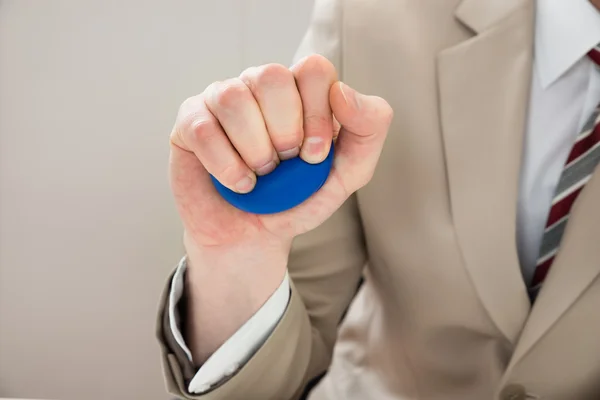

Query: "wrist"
<box><xmin>182</xmin><ymin>232</ymin><xmax>291</xmax><ymax>363</ymax></box>
<box><xmin>183</xmin><ymin>230</ymin><xmax>291</xmax><ymax>276</ymax></box>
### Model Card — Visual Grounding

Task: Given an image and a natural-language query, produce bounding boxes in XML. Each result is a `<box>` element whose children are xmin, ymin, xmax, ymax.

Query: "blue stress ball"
<box><xmin>211</xmin><ymin>144</ymin><xmax>334</xmax><ymax>214</ymax></box>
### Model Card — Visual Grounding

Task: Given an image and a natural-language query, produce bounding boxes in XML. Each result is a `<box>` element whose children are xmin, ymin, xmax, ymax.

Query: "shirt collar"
<box><xmin>535</xmin><ymin>0</ymin><xmax>600</xmax><ymax>89</ymax></box>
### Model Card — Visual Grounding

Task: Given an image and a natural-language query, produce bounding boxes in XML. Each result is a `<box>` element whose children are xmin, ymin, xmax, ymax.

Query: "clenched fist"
<box><xmin>168</xmin><ymin>54</ymin><xmax>393</xmax><ymax>363</ymax></box>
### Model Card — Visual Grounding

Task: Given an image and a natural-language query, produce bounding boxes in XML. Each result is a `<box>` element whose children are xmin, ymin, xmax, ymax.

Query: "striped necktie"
<box><xmin>529</xmin><ymin>46</ymin><xmax>600</xmax><ymax>300</ymax></box>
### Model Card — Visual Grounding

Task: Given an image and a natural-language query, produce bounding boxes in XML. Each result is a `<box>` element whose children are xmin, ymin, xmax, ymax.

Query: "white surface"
<box><xmin>0</xmin><ymin>1</ymin><xmax>314</xmax><ymax>400</ymax></box>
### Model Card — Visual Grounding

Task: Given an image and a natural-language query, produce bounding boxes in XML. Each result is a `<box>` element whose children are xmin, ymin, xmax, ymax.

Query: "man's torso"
<box><xmin>307</xmin><ymin>1</ymin><xmax>600</xmax><ymax>399</ymax></box>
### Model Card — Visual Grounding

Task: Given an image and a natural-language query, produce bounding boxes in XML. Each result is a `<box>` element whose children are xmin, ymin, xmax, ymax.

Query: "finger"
<box><xmin>240</xmin><ymin>64</ymin><xmax>303</xmax><ymax>160</ymax></box>
<box><xmin>291</xmin><ymin>54</ymin><xmax>337</xmax><ymax>164</ymax></box>
<box><xmin>171</xmin><ymin>95</ymin><xmax>257</xmax><ymax>193</ymax></box>
<box><xmin>329</xmin><ymin>81</ymin><xmax>394</xmax><ymax>193</ymax></box>
<box><xmin>205</xmin><ymin>78</ymin><xmax>278</xmax><ymax>176</ymax></box>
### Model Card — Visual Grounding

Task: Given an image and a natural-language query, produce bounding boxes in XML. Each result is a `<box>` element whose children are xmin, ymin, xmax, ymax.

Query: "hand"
<box><xmin>168</xmin><ymin>54</ymin><xmax>393</xmax><ymax>362</ymax></box>
<box><xmin>170</xmin><ymin>54</ymin><xmax>393</xmax><ymax>256</ymax></box>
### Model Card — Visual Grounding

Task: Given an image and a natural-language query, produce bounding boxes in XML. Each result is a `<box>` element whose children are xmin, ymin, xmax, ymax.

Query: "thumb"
<box><xmin>329</xmin><ymin>81</ymin><xmax>394</xmax><ymax>193</ymax></box>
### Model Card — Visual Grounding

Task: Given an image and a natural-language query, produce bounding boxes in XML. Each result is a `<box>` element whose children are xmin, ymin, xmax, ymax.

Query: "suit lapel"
<box><xmin>440</xmin><ymin>0</ymin><xmax>600</xmax><ymax>367</ymax></box>
<box><xmin>436</xmin><ymin>0</ymin><xmax>534</xmax><ymax>344</ymax></box>
<box><xmin>507</xmin><ymin>167</ymin><xmax>600</xmax><ymax>368</ymax></box>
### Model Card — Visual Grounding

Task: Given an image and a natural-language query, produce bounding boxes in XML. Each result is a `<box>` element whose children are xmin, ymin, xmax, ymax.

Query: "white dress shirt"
<box><xmin>169</xmin><ymin>0</ymin><xmax>600</xmax><ymax>394</ymax></box>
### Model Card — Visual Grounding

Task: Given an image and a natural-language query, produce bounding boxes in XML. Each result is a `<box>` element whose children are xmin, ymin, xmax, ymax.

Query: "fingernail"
<box><xmin>235</xmin><ymin>174</ymin><xmax>256</xmax><ymax>193</ymax></box>
<box><xmin>300</xmin><ymin>137</ymin><xmax>326</xmax><ymax>163</ymax></box>
<box><xmin>339</xmin><ymin>82</ymin><xmax>361</xmax><ymax>110</ymax></box>
<box><xmin>278</xmin><ymin>147</ymin><xmax>300</xmax><ymax>160</ymax></box>
<box><xmin>255</xmin><ymin>160</ymin><xmax>277</xmax><ymax>176</ymax></box>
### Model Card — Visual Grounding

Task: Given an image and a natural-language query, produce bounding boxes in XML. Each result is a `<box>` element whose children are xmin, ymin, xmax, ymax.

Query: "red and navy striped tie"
<box><xmin>529</xmin><ymin>46</ymin><xmax>600</xmax><ymax>300</ymax></box>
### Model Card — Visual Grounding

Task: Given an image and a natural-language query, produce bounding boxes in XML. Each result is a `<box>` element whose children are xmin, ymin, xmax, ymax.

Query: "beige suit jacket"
<box><xmin>157</xmin><ymin>0</ymin><xmax>600</xmax><ymax>399</ymax></box>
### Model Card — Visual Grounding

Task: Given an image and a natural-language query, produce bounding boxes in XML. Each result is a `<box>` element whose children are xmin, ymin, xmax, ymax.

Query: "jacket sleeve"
<box><xmin>157</xmin><ymin>0</ymin><xmax>369</xmax><ymax>398</ymax></box>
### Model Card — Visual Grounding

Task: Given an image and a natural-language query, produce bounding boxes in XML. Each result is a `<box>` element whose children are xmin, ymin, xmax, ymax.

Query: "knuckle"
<box><xmin>188</xmin><ymin>118</ymin><xmax>217</xmax><ymax>143</ymax></box>
<box><xmin>179</xmin><ymin>95</ymin><xmax>197</xmax><ymax>113</ymax></box>
<box><xmin>212</xmin><ymin>78</ymin><xmax>249</xmax><ymax>109</ymax></box>
<box><xmin>241</xmin><ymin>64</ymin><xmax>293</xmax><ymax>96</ymax></box>
<box><xmin>255</xmin><ymin>63</ymin><xmax>292</xmax><ymax>87</ymax></box>
<box><xmin>239</xmin><ymin>66</ymin><xmax>258</xmax><ymax>92</ymax></box>
<box><xmin>176</xmin><ymin>95</ymin><xmax>201</xmax><ymax>124</ymax></box>
<box><xmin>174</xmin><ymin>96</ymin><xmax>206</xmax><ymax>141</ymax></box>
<box><xmin>239</xmin><ymin>65</ymin><xmax>257</xmax><ymax>78</ymax></box>
<box><xmin>295</xmin><ymin>54</ymin><xmax>336</xmax><ymax>80</ymax></box>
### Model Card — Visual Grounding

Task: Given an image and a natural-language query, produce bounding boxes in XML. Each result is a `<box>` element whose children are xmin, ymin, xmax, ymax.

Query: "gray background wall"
<box><xmin>0</xmin><ymin>1</ymin><xmax>314</xmax><ymax>399</ymax></box>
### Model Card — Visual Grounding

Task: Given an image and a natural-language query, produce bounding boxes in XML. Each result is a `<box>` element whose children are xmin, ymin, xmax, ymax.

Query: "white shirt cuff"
<box><xmin>168</xmin><ymin>256</ymin><xmax>291</xmax><ymax>394</ymax></box>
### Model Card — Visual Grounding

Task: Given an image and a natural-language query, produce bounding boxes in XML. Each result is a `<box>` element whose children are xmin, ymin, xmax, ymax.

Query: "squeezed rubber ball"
<box><xmin>211</xmin><ymin>145</ymin><xmax>334</xmax><ymax>214</ymax></box>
